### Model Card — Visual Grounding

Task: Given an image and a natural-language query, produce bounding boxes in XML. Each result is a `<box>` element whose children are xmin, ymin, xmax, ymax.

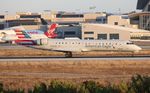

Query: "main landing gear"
<box><xmin>131</xmin><ymin>51</ymin><xmax>135</xmax><ymax>57</ymax></box>
<box><xmin>65</xmin><ymin>52</ymin><xmax>72</xmax><ymax>58</ymax></box>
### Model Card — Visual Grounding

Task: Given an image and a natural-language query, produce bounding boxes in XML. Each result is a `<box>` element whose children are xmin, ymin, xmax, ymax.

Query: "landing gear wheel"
<box><xmin>131</xmin><ymin>51</ymin><xmax>134</xmax><ymax>57</ymax></box>
<box><xmin>65</xmin><ymin>52</ymin><xmax>72</xmax><ymax>58</ymax></box>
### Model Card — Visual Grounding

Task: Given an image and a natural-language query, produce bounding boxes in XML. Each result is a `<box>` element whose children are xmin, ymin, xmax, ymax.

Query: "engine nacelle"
<box><xmin>36</xmin><ymin>38</ymin><xmax>48</xmax><ymax>45</ymax></box>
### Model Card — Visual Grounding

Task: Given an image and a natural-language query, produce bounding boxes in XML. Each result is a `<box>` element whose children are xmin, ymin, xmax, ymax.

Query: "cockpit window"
<box><xmin>127</xmin><ymin>42</ymin><xmax>134</xmax><ymax>45</ymax></box>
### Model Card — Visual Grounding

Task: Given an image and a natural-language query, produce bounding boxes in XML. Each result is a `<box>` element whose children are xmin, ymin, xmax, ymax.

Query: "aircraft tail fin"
<box><xmin>40</xmin><ymin>18</ymin><xmax>48</xmax><ymax>25</ymax></box>
<box><xmin>44</xmin><ymin>23</ymin><xmax>58</xmax><ymax>38</ymax></box>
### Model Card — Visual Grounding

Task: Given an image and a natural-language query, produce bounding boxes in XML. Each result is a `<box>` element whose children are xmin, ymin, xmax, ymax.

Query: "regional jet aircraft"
<box><xmin>29</xmin><ymin>38</ymin><xmax>142</xmax><ymax>57</ymax></box>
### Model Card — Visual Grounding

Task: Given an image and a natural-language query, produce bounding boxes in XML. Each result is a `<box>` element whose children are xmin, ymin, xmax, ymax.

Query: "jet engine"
<box><xmin>36</xmin><ymin>38</ymin><xmax>48</xmax><ymax>45</ymax></box>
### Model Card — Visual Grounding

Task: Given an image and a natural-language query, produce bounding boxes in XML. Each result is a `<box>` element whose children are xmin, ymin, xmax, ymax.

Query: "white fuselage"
<box><xmin>35</xmin><ymin>39</ymin><xmax>142</xmax><ymax>52</ymax></box>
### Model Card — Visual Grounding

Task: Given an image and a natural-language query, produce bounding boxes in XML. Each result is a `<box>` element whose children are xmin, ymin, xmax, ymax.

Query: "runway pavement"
<box><xmin>0</xmin><ymin>43</ymin><xmax>29</xmax><ymax>49</ymax></box>
<box><xmin>0</xmin><ymin>56</ymin><xmax>150</xmax><ymax>62</ymax></box>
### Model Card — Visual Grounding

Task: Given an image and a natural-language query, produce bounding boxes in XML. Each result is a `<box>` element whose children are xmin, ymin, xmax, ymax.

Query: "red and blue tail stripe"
<box><xmin>14</xmin><ymin>29</ymin><xmax>30</xmax><ymax>39</ymax></box>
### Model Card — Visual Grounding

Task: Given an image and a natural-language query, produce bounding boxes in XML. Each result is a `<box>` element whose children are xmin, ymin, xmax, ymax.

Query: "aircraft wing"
<box><xmin>52</xmin><ymin>47</ymin><xmax>83</xmax><ymax>52</ymax></box>
<box><xmin>28</xmin><ymin>44</ymin><xmax>91</xmax><ymax>52</ymax></box>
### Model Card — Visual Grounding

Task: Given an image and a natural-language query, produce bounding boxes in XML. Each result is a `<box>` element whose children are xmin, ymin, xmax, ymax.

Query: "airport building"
<box><xmin>0</xmin><ymin>12</ymin><xmax>107</xmax><ymax>29</ymax></box>
<box><xmin>129</xmin><ymin>0</ymin><xmax>150</xmax><ymax>31</ymax></box>
<box><xmin>2</xmin><ymin>13</ymin><xmax>44</xmax><ymax>30</ymax></box>
<box><xmin>82</xmin><ymin>23</ymin><xmax>130</xmax><ymax>40</ymax></box>
<box><xmin>82</xmin><ymin>23</ymin><xmax>150</xmax><ymax>40</ymax></box>
<box><xmin>107</xmin><ymin>15</ymin><xmax>138</xmax><ymax>29</ymax></box>
<box><xmin>52</xmin><ymin>13</ymin><xmax>84</xmax><ymax>25</ymax></box>
<box><xmin>84</xmin><ymin>13</ymin><xmax>107</xmax><ymax>23</ymax></box>
<box><xmin>43</xmin><ymin>12</ymin><xmax>107</xmax><ymax>25</ymax></box>
<box><xmin>0</xmin><ymin>15</ymin><xmax>6</xmax><ymax>29</ymax></box>
<box><xmin>0</xmin><ymin>15</ymin><xmax>9</xmax><ymax>29</ymax></box>
<box><xmin>56</xmin><ymin>25</ymin><xmax>81</xmax><ymax>38</ymax></box>
<box><xmin>129</xmin><ymin>12</ymin><xmax>150</xmax><ymax>31</ymax></box>
<box><xmin>0</xmin><ymin>21</ymin><xmax>6</xmax><ymax>30</ymax></box>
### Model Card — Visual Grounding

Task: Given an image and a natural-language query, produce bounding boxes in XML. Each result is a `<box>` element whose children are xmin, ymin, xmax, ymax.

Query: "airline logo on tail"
<box><xmin>44</xmin><ymin>23</ymin><xmax>58</xmax><ymax>38</ymax></box>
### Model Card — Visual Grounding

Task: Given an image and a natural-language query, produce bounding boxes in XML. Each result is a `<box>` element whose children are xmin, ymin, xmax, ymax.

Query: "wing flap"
<box><xmin>52</xmin><ymin>47</ymin><xmax>82</xmax><ymax>52</ymax></box>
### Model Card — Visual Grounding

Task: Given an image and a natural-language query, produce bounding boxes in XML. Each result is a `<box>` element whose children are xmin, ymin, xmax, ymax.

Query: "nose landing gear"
<box><xmin>65</xmin><ymin>52</ymin><xmax>72</xmax><ymax>58</ymax></box>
